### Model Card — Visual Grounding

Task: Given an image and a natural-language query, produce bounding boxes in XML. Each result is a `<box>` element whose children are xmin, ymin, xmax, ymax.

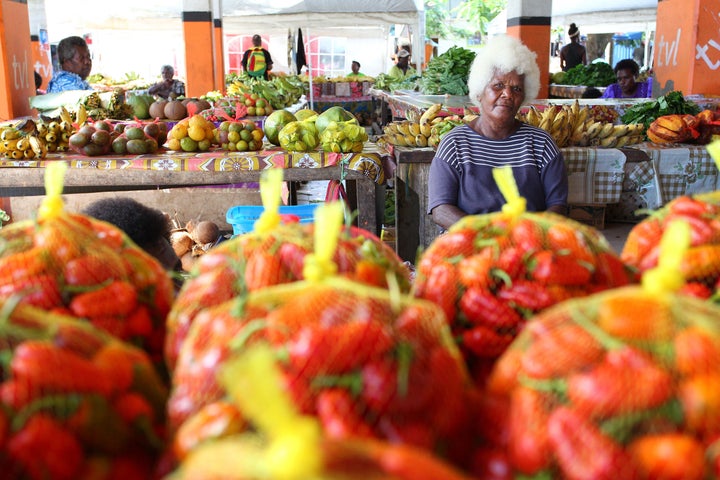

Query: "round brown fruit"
<box><xmin>68</xmin><ymin>132</ymin><xmax>90</xmax><ymax>149</ymax></box>
<box><xmin>83</xmin><ymin>143</ymin><xmax>104</xmax><ymax>156</ymax></box>
<box><xmin>112</xmin><ymin>136</ymin><xmax>128</xmax><ymax>154</ymax></box>
<box><xmin>78</xmin><ymin>125</ymin><xmax>96</xmax><ymax>137</ymax></box>
<box><xmin>143</xmin><ymin>123</ymin><xmax>160</xmax><ymax>139</ymax></box>
<box><xmin>94</xmin><ymin>120</ymin><xmax>112</xmax><ymax>132</ymax></box>
<box><xmin>145</xmin><ymin>137</ymin><xmax>159</xmax><ymax>153</ymax></box>
<box><xmin>91</xmin><ymin>130</ymin><xmax>111</xmax><ymax>146</ymax></box>
<box><xmin>126</xmin><ymin>139</ymin><xmax>148</xmax><ymax>155</ymax></box>
<box><xmin>125</xmin><ymin>127</ymin><xmax>146</xmax><ymax>141</ymax></box>
<box><xmin>149</xmin><ymin>100</ymin><xmax>168</xmax><ymax>119</ymax></box>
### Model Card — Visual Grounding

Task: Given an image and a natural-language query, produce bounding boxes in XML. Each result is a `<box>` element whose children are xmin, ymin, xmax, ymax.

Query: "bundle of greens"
<box><xmin>620</xmin><ymin>90</ymin><xmax>701</xmax><ymax>131</ymax></box>
<box><xmin>562</xmin><ymin>62</ymin><xmax>616</xmax><ymax>87</ymax></box>
<box><xmin>419</xmin><ymin>46</ymin><xmax>476</xmax><ymax>96</ymax></box>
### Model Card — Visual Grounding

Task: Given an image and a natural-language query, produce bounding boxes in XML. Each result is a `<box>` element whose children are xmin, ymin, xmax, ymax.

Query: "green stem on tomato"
<box><xmin>599</xmin><ymin>399</ymin><xmax>684</xmax><ymax>444</ymax></box>
<box><xmin>570</xmin><ymin>305</ymin><xmax>626</xmax><ymax>351</ymax></box>
<box><xmin>229</xmin><ymin>319</ymin><xmax>268</xmax><ymax>351</ymax></box>
<box><xmin>12</xmin><ymin>393</ymin><xmax>82</xmax><ymax>432</ymax></box>
<box><xmin>311</xmin><ymin>372</ymin><xmax>363</xmax><ymax>397</ymax></box>
<box><xmin>395</xmin><ymin>341</ymin><xmax>415</xmax><ymax>397</ymax></box>
<box><xmin>518</xmin><ymin>374</ymin><xmax>568</xmax><ymax>398</ymax></box>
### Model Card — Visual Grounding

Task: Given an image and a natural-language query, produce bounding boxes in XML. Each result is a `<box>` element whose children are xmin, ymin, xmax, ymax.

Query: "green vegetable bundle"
<box><xmin>320</xmin><ymin>119</ymin><xmax>368</xmax><ymax>153</ymax></box>
<box><xmin>420</xmin><ymin>46</ymin><xmax>477</xmax><ymax>96</ymax></box>
<box><xmin>562</xmin><ymin>62</ymin><xmax>616</xmax><ymax>87</ymax></box>
<box><xmin>620</xmin><ymin>91</ymin><xmax>701</xmax><ymax>132</ymax></box>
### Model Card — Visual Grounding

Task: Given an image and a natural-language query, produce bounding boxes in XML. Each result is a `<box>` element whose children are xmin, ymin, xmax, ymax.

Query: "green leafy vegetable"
<box><xmin>620</xmin><ymin>91</ymin><xmax>701</xmax><ymax>131</ymax></box>
<box><xmin>419</xmin><ymin>46</ymin><xmax>476</xmax><ymax>95</ymax></box>
<box><xmin>562</xmin><ymin>62</ymin><xmax>616</xmax><ymax>87</ymax></box>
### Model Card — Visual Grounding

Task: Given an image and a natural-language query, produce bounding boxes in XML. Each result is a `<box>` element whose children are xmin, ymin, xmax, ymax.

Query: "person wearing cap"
<box><xmin>559</xmin><ymin>23</ymin><xmax>587</xmax><ymax>72</ymax></box>
<box><xmin>242</xmin><ymin>34</ymin><xmax>273</xmax><ymax>80</ymax></box>
<box><xmin>388</xmin><ymin>49</ymin><xmax>416</xmax><ymax>80</ymax></box>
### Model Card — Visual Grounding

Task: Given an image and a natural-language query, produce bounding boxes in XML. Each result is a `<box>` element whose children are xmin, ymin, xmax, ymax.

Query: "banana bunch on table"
<box><xmin>35</xmin><ymin>106</ymin><xmax>81</xmax><ymax>153</ymax></box>
<box><xmin>523</xmin><ymin>100</ymin><xmax>645</xmax><ymax>148</ymax></box>
<box><xmin>381</xmin><ymin>103</ymin><xmax>477</xmax><ymax>148</ymax></box>
<box><xmin>0</xmin><ymin>119</ymin><xmax>49</xmax><ymax>159</ymax></box>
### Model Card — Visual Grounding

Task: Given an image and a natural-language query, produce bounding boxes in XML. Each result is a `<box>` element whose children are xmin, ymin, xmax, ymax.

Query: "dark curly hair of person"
<box><xmin>82</xmin><ymin>196</ymin><xmax>171</xmax><ymax>251</ymax></box>
<box><xmin>614</xmin><ymin>59</ymin><xmax>640</xmax><ymax>77</ymax></box>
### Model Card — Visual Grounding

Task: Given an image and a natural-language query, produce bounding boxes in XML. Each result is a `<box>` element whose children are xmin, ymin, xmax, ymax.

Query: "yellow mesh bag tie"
<box><xmin>493</xmin><ymin>166</ymin><xmax>526</xmax><ymax>218</ymax></box>
<box><xmin>38</xmin><ymin>161</ymin><xmax>68</xmax><ymax>220</ymax></box>
<box><xmin>254</xmin><ymin>169</ymin><xmax>283</xmax><ymax>234</ymax></box>
<box><xmin>220</xmin><ymin>344</ymin><xmax>322</xmax><ymax>480</ymax></box>
<box><xmin>302</xmin><ymin>201</ymin><xmax>344</xmax><ymax>282</ymax></box>
<box><xmin>708</xmin><ymin>138</ymin><xmax>720</xmax><ymax>171</ymax></box>
<box><xmin>641</xmin><ymin>219</ymin><xmax>690</xmax><ymax>295</ymax></box>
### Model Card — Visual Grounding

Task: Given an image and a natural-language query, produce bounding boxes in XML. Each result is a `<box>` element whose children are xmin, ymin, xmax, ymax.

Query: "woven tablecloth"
<box><xmin>561</xmin><ymin>147</ymin><xmax>627</xmax><ymax>204</ymax></box>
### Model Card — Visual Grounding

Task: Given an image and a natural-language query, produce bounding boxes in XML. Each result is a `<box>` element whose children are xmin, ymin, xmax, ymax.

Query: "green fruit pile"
<box><xmin>215</xmin><ymin>119</ymin><xmax>265</xmax><ymax>152</ymax></box>
<box><xmin>67</xmin><ymin>121</ymin><xmax>115</xmax><ymax>156</ymax></box>
<box><xmin>110</xmin><ymin>121</ymin><xmax>168</xmax><ymax>155</ymax></box>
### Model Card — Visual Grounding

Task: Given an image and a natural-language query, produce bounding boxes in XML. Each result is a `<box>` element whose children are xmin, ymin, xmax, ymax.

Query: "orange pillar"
<box><xmin>0</xmin><ymin>0</ymin><xmax>35</xmax><ymax>120</ymax></box>
<box><xmin>505</xmin><ymin>0</ymin><xmax>552</xmax><ymax>99</ymax></box>
<box><xmin>183</xmin><ymin>0</ymin><xmax>215</xmax><ymax>98</ymax></box>
<box><xmin>211</xmin><ymin>0</ymin><xmax>225</xmax><ymax>93</ymax></box>
<box><xmin>653</xmin><ymin>0</ymin><xmax>720</xmax><ymax>97</ymax></box>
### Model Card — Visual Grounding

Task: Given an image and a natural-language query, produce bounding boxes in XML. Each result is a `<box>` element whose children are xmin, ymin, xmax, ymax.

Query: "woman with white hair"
<box><xmin>428</xmin><ymin>35</ymin><xmax>568</xmax><ymax>231</ymax></box>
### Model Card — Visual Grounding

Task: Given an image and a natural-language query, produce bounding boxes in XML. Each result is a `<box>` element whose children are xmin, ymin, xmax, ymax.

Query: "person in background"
<box><xmin>47</xmin><ymin>36</ymin><xmax>93</xmax><ymax>93</ymax></box>
<box><xmin>347</xmin><ymin>61</ymin><xmax>365</xmax><ymax>78</ymax></box>
<box><xmin>582</xmin><ymin>86</ymin><xmax>603</xmax><ymax>99</ymax></box>
<box><xmin>34</xmin><ymin>71</ymin><xmax>45</xmax><ymax>95</ymax></box>
<box><xmin>388</xmin><ymin>49</ymin><xmax>416</xmax><ymax>80</ymax></box>
<box><xmin>83</xmin><ymin>197</ymin><xmax>183</xmax><ymax>281</ymax></box>
<box><xmin>428</xmin><ymin>34</ymin><xmax>568</xmax><ymax>231</ymax></box>
<box><xmin>602</xmin><ymin>59</ymin><xmax>652</xmax><ymax>99</ymax></box>
<box><xmin>148</xmin><ymin>64</ymin><xmax>185</xmax><ymax>100</ymax></box>
<box><xmin>559</xmin><ymin>23</ymin><xmax>587</xmax><ymax>72</ymax></box>
<box><xmin>242</xmin><ymin>34</ymin><xmax>273</xmax><ymax>80</ymax></box>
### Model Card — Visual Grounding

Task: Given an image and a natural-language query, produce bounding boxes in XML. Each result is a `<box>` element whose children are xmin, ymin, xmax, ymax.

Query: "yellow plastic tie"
<box><xmin>708</xmin><ymin>138</ymin><xmax>720</xmax><ymax>172</ymax></box>
<box><xmin>493</xmin><ymin>166</ymin><xmax>526</xmax><ymax>218</ymax></box>
<box><xmin>254</xmin><ymin>169</ymin><xmax>284</xmax><ymax>234</ymax></box>
<box><xmin>302</xmin><ymin>201</ymin><xmax>344</xmax><ymax>282</ymax></box>
<box><xmin>220</xmin><ymin>345</ymin><xmax>322</xmax><ymax>480</ymax></box>
<box><xmin>641</xmin><ymin>219</ymin><xmax>690</xmax><ymax>295</ymax></box>
<box><xmin>38</xmin><ymin>161</ymin><xmax>68</xmax><ymax>220</ymax></box>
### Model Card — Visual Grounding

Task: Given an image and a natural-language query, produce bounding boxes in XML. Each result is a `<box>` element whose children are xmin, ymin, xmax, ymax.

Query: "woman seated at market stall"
<box><xmin>148</xmin><ymin>65</ymin><xmax>186</xmax><ymax>100</ymax></box>
<box><xmin>428</xmin><ymin>34</ymin><xmax>568</xmax><ymax>231</ymax></box>
<box><xmin>601</xmin><ymin>59</ymin><xmax>652</xmax><ymax>99</ymax></box>
<box><xmin>47</xmin><ymin>36</ymin><xmax>93</xmax><ymax>93</ymax></box>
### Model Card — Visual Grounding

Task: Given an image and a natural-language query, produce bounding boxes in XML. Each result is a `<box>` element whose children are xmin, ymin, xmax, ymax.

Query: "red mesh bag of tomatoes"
<box><xmin>0</xmin><ymin>298</ymin><xmax>169</xmax><ymax>480</ymax></box>
<box><xmin>413</xmin><ymin>168</ymin><xmax>637</xmax><ymax>387</ymax></box>
<box><xmin>166</xmin><ymin>202</ymin><xmax>478</xmax><ymax>474</ymax></box>
<box><xmin>164</xmin><ymin>170</ymin><xmax>411</xmax><ymax>372</ymax></box>
<box><xmin>482</xmin><ymin>221</ymin><xmax>720</xmax><ymax>480</ymax></box>
<box><xmin>168</xmin><ymin>344</ymin><xmax>473</xmax><ymax>480</ymax></box>
<box><xmin>622</xmin><ymin>192</ymin><xmax>720</xmax><ymax>303</ymax></box>
<box><xmin>0</xmin><ymin>163</ymin><xmax>174</xmax><ymax>367</ymax></box>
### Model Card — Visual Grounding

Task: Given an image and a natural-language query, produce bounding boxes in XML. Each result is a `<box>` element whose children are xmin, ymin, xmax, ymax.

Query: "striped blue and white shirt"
<box><xmin>47</xmin><ymin>70</ymin><xmax>92</xmax><ymax>94</ymax></box>
<box><xmin>428</xmin><ymin>122</ymin><xmax>568</xmax><ymax>215</ymax></box>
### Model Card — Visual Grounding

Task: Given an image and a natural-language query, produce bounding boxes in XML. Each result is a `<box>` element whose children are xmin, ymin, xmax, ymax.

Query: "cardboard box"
<box><xmin>568</xmin><ymin>203</ymin><xmax>606</xmax><ymax>230</ymax></box>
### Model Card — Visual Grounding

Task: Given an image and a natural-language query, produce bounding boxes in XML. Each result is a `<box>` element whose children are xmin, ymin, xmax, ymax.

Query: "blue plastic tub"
<box><xmin>226</xmin><ymin>203</ymin><xmax>320</xmax><ymax>235</ymax></box>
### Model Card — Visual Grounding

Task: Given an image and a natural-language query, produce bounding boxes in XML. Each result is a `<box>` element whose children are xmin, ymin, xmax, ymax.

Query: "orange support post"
<box><xmin>212</xmin><ymin>4</ymin><xmax>225</xmax><ymax>93</ymax></box>
<box><xmin>653</xmin><ymin>0</ymin><xmax>720</xmax><ymax>97</ymax></box>
<box><xmin>505</xmin><ymin>0</ymin><xmax>552</xmax><ymax>100</ymax></box>
<box><xmin>0</xmin><ymin>0</ymin><xmax>35</xmax><ymax>120</ymax></box>
<box><xmin>183</xmin><ymin>8</ymin><xmax>215</xmax><ymax>98</ymax></box>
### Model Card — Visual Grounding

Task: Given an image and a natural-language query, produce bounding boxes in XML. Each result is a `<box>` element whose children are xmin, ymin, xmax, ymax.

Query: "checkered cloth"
<box><xmin>625</xmin><ymin>142</ymin><xmax>720</xmax><ymax>209</ymax></box>
<box><xmin>562</xmin><ymin>147</ymin><xmax>627</xmax><ymax>204</ymax></box>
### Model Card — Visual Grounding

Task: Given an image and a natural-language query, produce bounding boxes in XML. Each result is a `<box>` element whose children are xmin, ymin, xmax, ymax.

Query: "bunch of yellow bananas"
<box><xmin>34</xmin><ymin>106</ymin><xmax>80</xmax><ymax>153</ymax></box>
<box><xmin>523</xmin><ymin>100</ymin><xmax>645</xmax><ymax>148</ymax></box>
<box><xmin>0</xmin><ymin>120</ymin><xmax>47</xmax><ymax>159</ymax></box>
<box><xmin>381</xmin><ymin>103</ymin><xmax>478</xmax><ymax>149</ymax></box>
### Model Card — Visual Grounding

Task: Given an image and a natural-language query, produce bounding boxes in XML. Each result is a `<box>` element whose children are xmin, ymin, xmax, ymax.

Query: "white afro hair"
<box><xmin>467</xmin><ymin>35</ymin><xmax>541</xmax><ymax>107</ymax></box>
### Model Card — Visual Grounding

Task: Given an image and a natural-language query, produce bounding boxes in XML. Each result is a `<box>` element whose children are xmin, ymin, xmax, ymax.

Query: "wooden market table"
<box><xmin>0</xmin><ymin>145</ymin><xmax>389</xmax><ymax>236</ymax></box>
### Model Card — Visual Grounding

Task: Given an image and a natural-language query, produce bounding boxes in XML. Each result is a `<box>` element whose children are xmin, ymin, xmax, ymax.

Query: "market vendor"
<box><xmin>47</xmin><ymin>36</ymin><xmax>93</xmax><ymax>93</ymax></box>
<box><xmin>388</xmin><ymin>49</ymin><xmax>416</xmax><ymax>80</ymax></box>
<box><xmin>601</xmin><ymin>59</ymin><xmax>652</xmax><ymax>99</ymax></box>
<box><xmin>347</xmin><ymin>61</ymin><xmax>365</xmax><ymax>78</ymax></box>
<box><xmin>428</xmin><ymin>34</ymin><xmax>568</xmax><ymax>231</ymax></box>
<box><xmin>148</xmin><ymin>65</ymin><xmax>186</xmax><ymax>100</ymax></box>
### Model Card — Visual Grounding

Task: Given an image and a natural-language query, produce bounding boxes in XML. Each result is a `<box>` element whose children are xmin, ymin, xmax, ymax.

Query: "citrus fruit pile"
<box><xmin>214</xmin><ymin>119</ymin><xmax>265</xmax><ymax>152</ymax></box>
<box><xmin>166</xmin><ymin>114</ymin><xmax>217</xmax><ymax>152</ymax></box>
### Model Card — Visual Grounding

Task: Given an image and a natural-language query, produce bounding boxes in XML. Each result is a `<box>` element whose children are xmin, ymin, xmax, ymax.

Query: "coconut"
<box><xmin>149</xmin><ymin>100</ymin><xmax>168</xmax><ymax>119</ymax></box>
<box><xmin>164</xmin><ymin>100</ymin><xmax>188</xmax><ymax>121</ymax></box>
<box><xmin>191</xmin><ymin>220</ymin><xmax>220</xmax><ymax>245</ymax></box>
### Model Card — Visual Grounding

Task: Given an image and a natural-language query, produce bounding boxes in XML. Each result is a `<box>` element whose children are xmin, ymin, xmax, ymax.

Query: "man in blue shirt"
<box><xmin>47</xmin><ymin>36</ymin><xmax>93</xmax><ymax>93</ymax></box>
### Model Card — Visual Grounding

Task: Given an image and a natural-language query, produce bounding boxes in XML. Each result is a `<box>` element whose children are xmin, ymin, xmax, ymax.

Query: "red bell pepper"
<box><xmin>459</xmin><ymin>287</ymin><xmax>522</xmax><ymax>330</ymax></box>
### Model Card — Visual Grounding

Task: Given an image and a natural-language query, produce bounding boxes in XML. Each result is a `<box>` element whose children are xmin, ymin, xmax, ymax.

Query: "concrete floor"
<box><xmin>601</xmin><ymin>221</ymin><xmax>635</xmax><ymax>254</ymax></box>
